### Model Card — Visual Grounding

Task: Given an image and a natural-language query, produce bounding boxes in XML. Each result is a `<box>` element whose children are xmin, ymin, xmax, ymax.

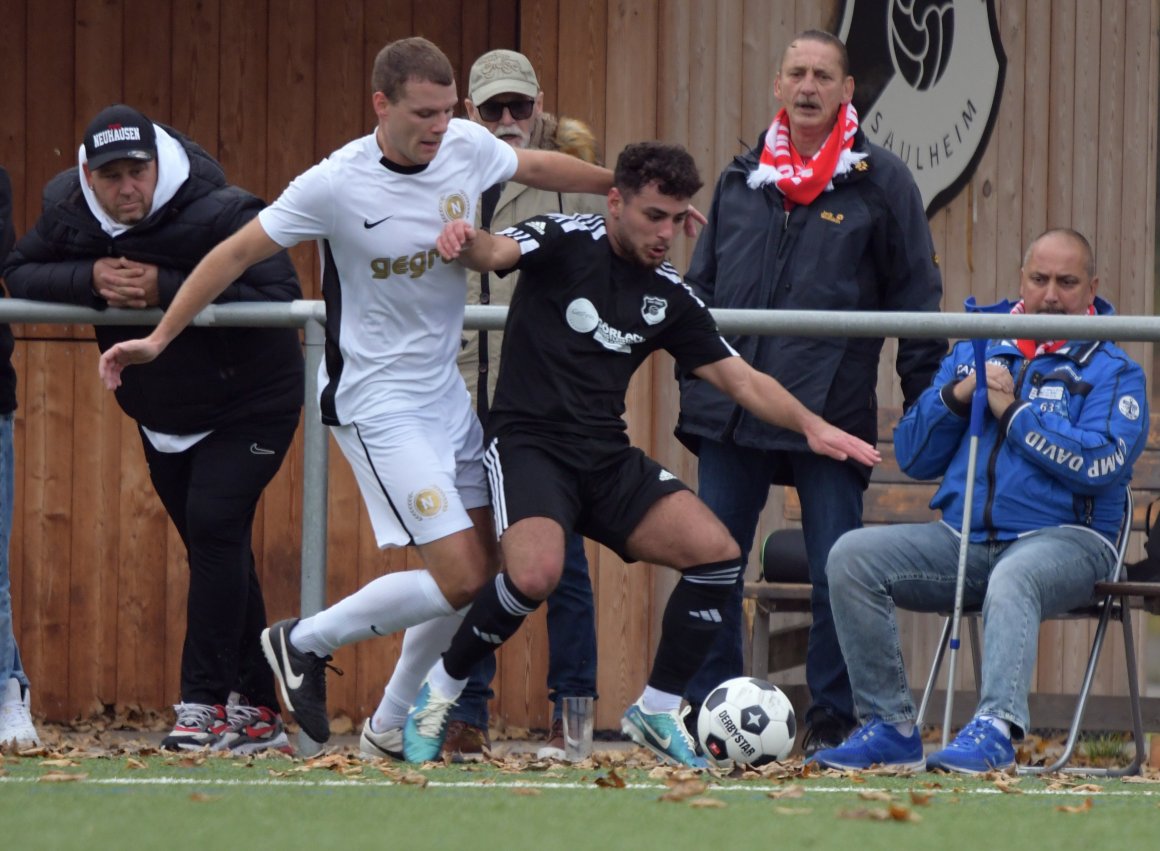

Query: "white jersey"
<box><xmin>259</xmin><ymin>119</ymin><xmax>518</xmax><ymax>425</ymax></box>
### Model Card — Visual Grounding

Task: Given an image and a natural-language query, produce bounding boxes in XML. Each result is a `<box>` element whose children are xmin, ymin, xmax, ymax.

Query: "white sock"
<box><xmin>640</xmin><ymin>686</ymin><xmax>682</xmax><ymax>714</ymax></box>
<box><xmin>290</xmin><ymin>570</ymin><xmax>454</xmax><ymax>656</ymax></box>
<box><xmin>426</xmin><ymin>658</ymin><xmax>469</xmax><ymax>702</ymax></box>
<box><xmin>890</xmin><ymin>720</ymin><xmax>916</xmax><ymax>737</ymax></box>
<box><xmin>979</xmin><ymin>714</ymin><xmax>1011</xmax><ymax>738</ymax></box>
<box><xmin>372</xmin><ymin>609</ymin><xmax>467</xmax><ymax>732</ymax></box>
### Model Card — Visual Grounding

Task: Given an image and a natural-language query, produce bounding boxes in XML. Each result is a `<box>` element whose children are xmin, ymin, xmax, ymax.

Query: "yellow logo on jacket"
<box><xmin>821</xmin><ymin>211</ymin><xmax>844</xmax><ymax>224</ymax></box>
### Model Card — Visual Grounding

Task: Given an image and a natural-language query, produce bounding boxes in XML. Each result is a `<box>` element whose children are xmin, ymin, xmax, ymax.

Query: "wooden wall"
<box><xmin>2</xmin><ymin>0</ymin><xmax>1157</xmax><ymax>732</ymax></box>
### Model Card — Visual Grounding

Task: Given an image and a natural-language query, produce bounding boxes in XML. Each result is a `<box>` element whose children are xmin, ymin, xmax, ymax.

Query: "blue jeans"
<box><xmin>0</xmin><ymin>413</ymin><xmax>27</xmax><ymax>689</ymax></box>
<box><xmin>452</xmin><ymin>531</ymin><xmax>597</xmax><ymax>727</ymax></box>
<box><xmin>686</xmin><ymin>438</ymin><xmax>862</xmax><ymax>727</ymax></box>
<box><xmin>827</xmin><ymin>522</ymin><xmax>1116</xmax><ymax>735</ymax></box>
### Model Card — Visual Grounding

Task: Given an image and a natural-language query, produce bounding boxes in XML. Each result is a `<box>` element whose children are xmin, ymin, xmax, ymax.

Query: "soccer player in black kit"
<box><xmin>403</xmin><ymin>142</ymin><xmax>881</xmax><ymax>767</ymax></box>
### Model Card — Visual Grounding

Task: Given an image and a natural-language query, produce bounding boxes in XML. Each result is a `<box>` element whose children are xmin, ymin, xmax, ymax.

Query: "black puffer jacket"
<box><xmin>676</xmin><ymin>129</ymin><xmax>946</xmax><ymax>479</ymax></box>
<box><xmin>2</xmin><ymin>128</ymin><xmax>303</xmax><ymax>433</ymax></box>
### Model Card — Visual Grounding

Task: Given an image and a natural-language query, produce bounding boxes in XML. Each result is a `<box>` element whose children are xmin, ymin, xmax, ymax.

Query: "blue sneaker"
<box><xmin>403</xmin><ymin>682</ymin><xmax>457</xmax><ymax>763</ymax></box>
<box><xmin>621</xmin><ymin>700</ymin><xmax>708</xmax><ymax>769</ymax></box>
<box><xmin>926</xmin><ymin>717</ymin><xmax>1016</xmax><ymax>774</ymax></box>
<box><xmin>807</xmin><ymin>718</ymin><xmax>926</xmax><ymax>771</ymax></box>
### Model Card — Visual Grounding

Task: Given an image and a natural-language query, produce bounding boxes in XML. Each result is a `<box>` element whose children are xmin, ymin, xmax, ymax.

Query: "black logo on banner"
<box><xmin>837</xmin><ymin>0</ymin><xmax>1006</xmax><ymax>216</ymax></box>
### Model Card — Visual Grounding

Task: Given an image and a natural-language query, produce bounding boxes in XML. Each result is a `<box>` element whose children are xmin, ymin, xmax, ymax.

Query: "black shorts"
<box><xmin>483</xmin><ymin>429</ymin><xmax>689</xmax><ymax>561</ymax></box>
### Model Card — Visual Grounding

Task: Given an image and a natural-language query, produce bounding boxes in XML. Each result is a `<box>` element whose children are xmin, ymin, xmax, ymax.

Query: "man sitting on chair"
<box><xmin>810</xmin><ymin>228</ymin><xmax>1147</xmax><ymax>774</ymax></box>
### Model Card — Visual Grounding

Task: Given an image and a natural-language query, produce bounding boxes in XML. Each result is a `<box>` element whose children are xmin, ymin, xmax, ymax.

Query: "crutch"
<box><xmin>941</xmin><ymin>297</ymin><xmax>999</xmax><ymax>748</ymax></box>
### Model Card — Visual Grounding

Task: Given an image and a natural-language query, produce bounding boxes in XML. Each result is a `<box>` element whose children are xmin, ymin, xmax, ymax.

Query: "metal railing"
<box><xmin>4</xmin><ymin>297</ymin><xmax>1160</xmax><ymax>628</ymax></box>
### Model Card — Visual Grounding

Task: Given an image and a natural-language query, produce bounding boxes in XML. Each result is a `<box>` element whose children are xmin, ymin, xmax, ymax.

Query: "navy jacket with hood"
<box><xmin>676</xmin><ymin>130</ymin><xmax>946</xmax><ymax>483</ymax></box>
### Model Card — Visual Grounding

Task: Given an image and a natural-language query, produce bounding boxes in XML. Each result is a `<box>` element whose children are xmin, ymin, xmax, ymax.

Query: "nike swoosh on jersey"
<box><xmin>280</xmin><ymin>632</ymin><xmax>305</xmax><ymax>690</ymax></box>
<box><xmin>250</xmin><ymin>443</ymin><xmax>275</xmax><ymax>455</ymax></box>
<box><xmin>363</xmin><ymin>215</ymin><xmax>394</xmax><ymax>229</ymax></box>
<box><xmin>638</xmin><ymin>715</ymin><xmax>671</xmax><ymax>749</ymax></box>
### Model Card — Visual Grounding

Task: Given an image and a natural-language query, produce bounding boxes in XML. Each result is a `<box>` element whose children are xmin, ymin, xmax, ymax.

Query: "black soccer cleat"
<box><xmin>260</xmin><ymin>618</ymin><xmax>335</xmax><ymax>743</ymax></box>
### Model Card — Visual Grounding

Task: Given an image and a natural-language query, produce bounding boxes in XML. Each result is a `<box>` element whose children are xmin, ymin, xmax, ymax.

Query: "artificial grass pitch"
<box><xmin>2</xmin><ymin>746</ymin><xmax>1159</xmax><ymax>851</ymax></box>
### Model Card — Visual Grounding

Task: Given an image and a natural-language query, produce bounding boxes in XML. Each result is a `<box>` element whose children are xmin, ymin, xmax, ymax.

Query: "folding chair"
<box><xmin>915</xmin><ymin>487</ymin><xmax>1145</xmax><ymax>776</ymax></box>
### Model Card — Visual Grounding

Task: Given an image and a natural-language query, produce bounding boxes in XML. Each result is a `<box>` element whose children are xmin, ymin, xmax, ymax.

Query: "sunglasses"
<box><xmin>477</xmin><ymin>99</ymin><xmax>535</xmax><ymax>122</ymax></box>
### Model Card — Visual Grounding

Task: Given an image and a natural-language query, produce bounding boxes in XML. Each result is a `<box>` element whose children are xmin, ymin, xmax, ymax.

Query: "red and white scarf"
<box><xmin>747</xmin><ymin>102</ymin><xmax>866</xmax><ymax>206</ymax></box>
<box><xmin>1010</xmin><ymin>298</ymin><xmax>1095</xmax><ymax>359</ymax></box>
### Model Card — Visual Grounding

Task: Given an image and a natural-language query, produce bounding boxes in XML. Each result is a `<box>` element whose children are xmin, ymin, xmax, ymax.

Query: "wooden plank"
<box><xmin>555</xmin><ymin>0</ymin><xmax>607</xmax><ymax>153</ymax></box>
<box><xmin>122</xmin><ymin>0</ymin><xmax>173</xmax><ymax>123</ymax></box>
<box><xmin>217</xmin><ymin>0</ymin><xmax>270</xmax><ymax>197</ymax></box>
<box><xmin>170</xmin><ymin>0</ymin><xmax>221</xmax><ymax>153</ymax></box>
<box><xmin>74</xmin><ymin>0</ymin><xmax>125</xmax><ymax>131</ymax></box>
<box><xmin>18</xmin><ymin>342</ymin><xmax>75</xmax><ymax>719</ymax></box>
<box><xmin>66</xmin><ymin>344</ymin><xmax>121</xmax><ymax>715</ymax></box>
<box><xmin>1020</xmin><ymin>0</ymin><xmax>1051</xmax><ymax>242</ymax></box>
<box><xmin>22</xmin><ymin>0</ymin><xmax>77</xmax><ymax>342</ymax></box>
<box><xmin>0</xmin><ymin>0</ymin><xmax>27</xmax><ymax>209</ymax></box>
<box><xmin>994</xmin><ymin>0</ymin><xmax>1026</xmax><ymax>294</ymax></box>
<box><xmin>117</xmin><ymin>412</ymin><xmax>171</xmax><ymax>711</ymax></box>
<box><xmin>519</xmin><ymin>0</ymin><xmax>559</xmax><ymax>115</ymax></box>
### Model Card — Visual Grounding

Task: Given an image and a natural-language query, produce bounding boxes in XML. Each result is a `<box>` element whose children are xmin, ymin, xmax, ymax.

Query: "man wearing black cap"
<box><xmin>2</xmin><ymin>104</ymin><xmax>305</xmax><ymax>755</ymax></box>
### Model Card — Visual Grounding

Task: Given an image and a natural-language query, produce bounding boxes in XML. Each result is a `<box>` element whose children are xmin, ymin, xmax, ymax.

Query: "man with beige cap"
<box><xmin>439</xmin><ymin>49</ymin><xmax>605</xmax><ymax>762</ymax></box>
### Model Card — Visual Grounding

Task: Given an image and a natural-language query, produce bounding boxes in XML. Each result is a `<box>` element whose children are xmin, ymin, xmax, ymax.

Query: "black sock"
<box><xmin>442</xmin><ymin>573</ymin><xmax>541</xmax><ymax>679</ymax></box>
<box><xmin>647</xmin><ymin>560</ymin><xmax>741</xmax><ymax>693</ymax></box>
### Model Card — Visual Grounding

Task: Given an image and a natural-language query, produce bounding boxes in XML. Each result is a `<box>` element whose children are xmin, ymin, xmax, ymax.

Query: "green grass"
<box><xmin>3</xmin><ymin>752</ymin><xmax>1159</xmax><ymax>851</ymax></box>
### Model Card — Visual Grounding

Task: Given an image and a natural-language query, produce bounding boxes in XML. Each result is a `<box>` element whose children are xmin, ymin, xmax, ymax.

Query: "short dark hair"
<box><xmin>782</xmin><ymin>29</ymin><xmax>850</xmax><ymax>77</ymax></box>
<box><xmin>372</xmin><ymin>37</ymin><xmax>455</xmax><ymax>102</ymax></box>
<box><xmin>613</xmin><ymin>142</ymin><xmax>702</xmax><ymax>201</ymax></box>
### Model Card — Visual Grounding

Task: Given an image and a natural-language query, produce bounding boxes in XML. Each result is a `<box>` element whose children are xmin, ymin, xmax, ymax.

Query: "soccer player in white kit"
<box><xmin>98</xmin><ymin>37</ymin><xmax>615</xmax><ymax>752</ymax></box>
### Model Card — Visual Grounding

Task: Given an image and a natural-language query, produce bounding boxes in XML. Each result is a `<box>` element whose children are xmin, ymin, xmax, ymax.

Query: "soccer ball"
<box><xmin>697</xmin><ymin>677</ymin><xmax>796</xmax><ymax>768</ymax></box>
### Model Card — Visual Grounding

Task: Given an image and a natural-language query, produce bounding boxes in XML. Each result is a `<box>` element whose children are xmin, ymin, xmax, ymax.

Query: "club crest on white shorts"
<box><xmin>409</xmin><ymin>486</ymin><xmax>449</xmax><ymax>521</ymax></box>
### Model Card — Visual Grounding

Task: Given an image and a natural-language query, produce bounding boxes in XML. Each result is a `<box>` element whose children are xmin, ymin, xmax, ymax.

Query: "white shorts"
<box><xmin>332</xmin><ymin>386</ymin><xmax>489</xmax><ymax>548</ymax></box>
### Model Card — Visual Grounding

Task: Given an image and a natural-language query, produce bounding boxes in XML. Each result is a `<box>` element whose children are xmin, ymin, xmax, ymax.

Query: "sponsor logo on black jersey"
<box><xmin>564</xmin><ymin>297</ymin><xmax>644</xmax><ymax>354</ymax></box>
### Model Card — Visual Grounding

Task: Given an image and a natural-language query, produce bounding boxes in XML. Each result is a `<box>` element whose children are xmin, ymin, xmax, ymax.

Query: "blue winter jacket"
<box><xmin>895</xmin><ymin>297</ymin><xmax>1147</xmax><ymax>543</ymax></box>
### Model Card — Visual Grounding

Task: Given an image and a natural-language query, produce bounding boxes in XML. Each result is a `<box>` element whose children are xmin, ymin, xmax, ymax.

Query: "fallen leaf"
<box><xmin>767</xmin><ymin>785</ymin><xmax>805</xmax><ymax>800</ymax></box>
<box><xmin>838</xmin><ymin>808</ymin><xmax>890</xmax><ymax>821</ymax></box>
<box><xmin>1056</xmin><ymin>798</ymin><xmax>1094</xmax><ymax>814</ymax></box>
<box><xmin>858</xmin><ymin>790</ymin><xmax>894</xmax><ymax>802</ymax></box>
<box><xmin>909</xmin><ymin>790</ymin><xmax>933</xmax><ymax>806</ymax></box>
<box><xmin>1071</xmin><ymin>784</ymin><xmax>1102</xmax><ymax>794</ymax></box>
<box><xmin>888</xmin><ymin>803</ymin><xmax>921</xmax><ymax>822</ymax></box>
<box><xmin>772</xmin><ymin>807</ymin><xmax>811</xmax><ymax>815</ymax></box>
<box><xmin>125</xmin><ymin>757</ymin><xmax>147</xmax><ymax>770</ymax></box>
<box><xmin>189</xmin><ymin>792</ymin><xmax>219</xmax><ymax>803</ymax></box>
<box><xmin>511</xmin><ymin>788</ymin><xmax>540</xmax><ymax>796</ymax></box>
<box><xmin>38</xmin><ymin>772</ymin><xmax>87</xmax><ymax>783</ymax></box>
<box><xmin>595</xmin><ymin>769</ymin><xmax>625</xmax><ymax>789</ymax></box>
<box><xmin>40</xmin><ymin>758</ymin><xmax>80</xmax><ymax>768</ymax></box>
<box><xmin>994</xmin><ymin>779</ymin><xmax>1023</xmax><ymax>795</ymax></box>
<box><xmin>687</xmin><ymin>797</ymin><xmax>726</xmax><ymax>809</ymax></box>
<box><xmin>660</xmin><ymin>780</ymin><xmax>708</xmax><ymax>802</ymax></box>
<box><xmin>399</xmin><ymin>772</ymin><xmax>428</xmax><ymax>788</ymax></box>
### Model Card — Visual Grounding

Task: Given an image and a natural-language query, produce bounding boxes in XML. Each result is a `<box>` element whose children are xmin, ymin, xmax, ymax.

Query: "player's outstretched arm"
<box><xmin>98</xmin><ymin>218</ymin><xmax>284</xmax><ymax>390</ymax></box>
<box><xmin>435</xmin><ymin>220</ymin><xmax>521</xmax><ymax>273</ymax></box>
<box><xmin>513</xmin><ymin>148</ymin><xmax>613</xmax><ymax>196</ymax></box>
<box><xmin>693</xmin><ymin>356</ymin><xmax>881</xmax><ymax>467</ymax></box>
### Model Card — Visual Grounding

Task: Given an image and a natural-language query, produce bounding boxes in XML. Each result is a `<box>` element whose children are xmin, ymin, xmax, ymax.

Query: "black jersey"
<box><xmin>487</xmin><ymin>213</ymin><xmax>735</xmax><ymax>440</ymax></box>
